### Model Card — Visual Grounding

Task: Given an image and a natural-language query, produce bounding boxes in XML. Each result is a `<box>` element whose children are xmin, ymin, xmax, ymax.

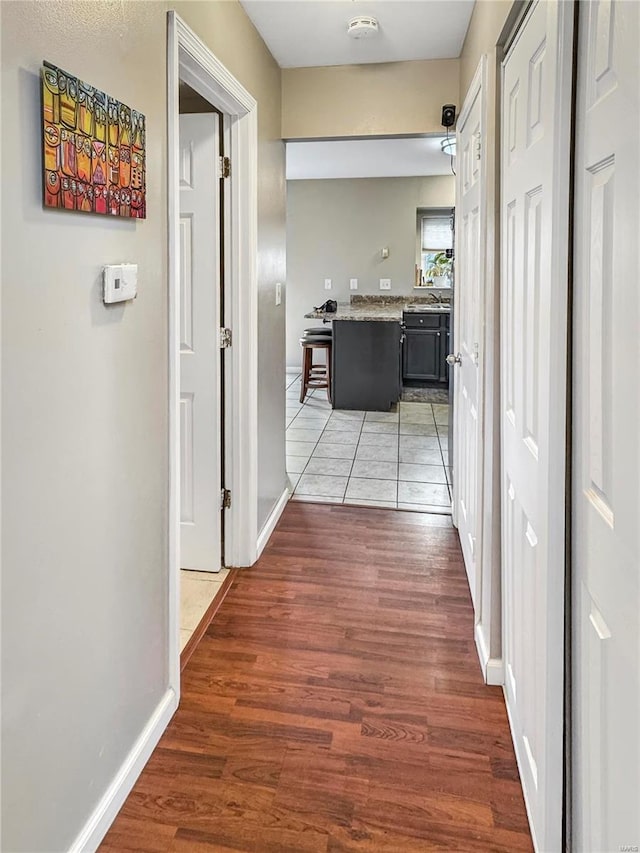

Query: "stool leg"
<box><xmin>300</xmin><ymin>345</ymin><xmax>311</xmax><ymax>403</ymax></box>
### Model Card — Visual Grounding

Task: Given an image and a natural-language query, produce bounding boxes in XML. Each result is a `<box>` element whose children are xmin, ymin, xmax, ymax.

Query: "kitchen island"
<box><xmin>304</xmin><ymin>296</ymin><xmax>451</xmax><ymax>411</ymax></box>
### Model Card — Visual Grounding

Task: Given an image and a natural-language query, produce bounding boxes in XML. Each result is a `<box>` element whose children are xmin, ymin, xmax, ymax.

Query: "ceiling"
<box><xmin>239</xmin><ymin>0</ymin><xmax>475</xmax><ymax>68</ymax></box>
<box><xmin>286</xmin><ymin>136</ymin><xmax>454</xmax><ymax>180</ymax></box>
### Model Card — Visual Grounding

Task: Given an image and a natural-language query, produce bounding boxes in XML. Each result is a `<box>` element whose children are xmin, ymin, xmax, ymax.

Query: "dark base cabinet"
<box><xmin>402</xmin><ymin>311</ymin><xmax>450</xmax><ymax>384</ymax></box>
<box><xmin>332</xmin><ymin>320</ymin><xmax>402</xmax><ymax>411</ymax></box>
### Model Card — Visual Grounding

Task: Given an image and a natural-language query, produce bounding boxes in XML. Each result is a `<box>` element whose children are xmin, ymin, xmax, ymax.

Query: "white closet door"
<box><xmin>572</xmin><ymin>1</ymin><xmax>640</xmax><ymax>849</ymax></box>
<box><xmin>453</xmin><ymin>61</ymin><xmax>486</xmax><ymax>610</ymax></box>
<box><xmin>179</xmin><ymin>113</ymin><xmax>222</xmax><ymax>572</ymax></box>
<box><xmin>500</xmin><ymin>2</ymin><xmax>573</xmax><ymax>849</ymax></box>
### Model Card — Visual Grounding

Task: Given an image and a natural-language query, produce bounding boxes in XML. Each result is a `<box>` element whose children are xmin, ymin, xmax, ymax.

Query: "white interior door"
<box><xmin>453</xmin><ymin>62</ymin><xmax>486</xmax><ymax>610</ymax></box>
<box><xmin>500</xmin><ymin>2</ymin><xmax>573</xmax><ymax>849</ymax></box>
<box><xmin>179</xmin><ymin>112</ymin><xmax>222</xmax><ymax>572</ymax></box>
<box><xmin>572</xmin><ymin>2</ymin><xmax>640</xmax><ymax>849</ymax></box>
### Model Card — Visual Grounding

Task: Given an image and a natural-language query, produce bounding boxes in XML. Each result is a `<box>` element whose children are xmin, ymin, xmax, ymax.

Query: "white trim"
<box><xmin>475</xmin><ymin>624</ymin><xmax>504</xmax><ymax>686</ymax></box>
<box><xmin>256</xmin><ymin>487</ymin><xmax>290</xmax><ymax>559</ymax></box>
<box><xmin>167</xmin><ymin>13</ymin><xmax>259</xmax><ymax>686</ymax></box>
<box><xmin>485</xmin><ymin>657</ymin><xmax>504</xmax><ymax>686</ymax></box>
<box><xmin>457</xmin><ymin>54</ymin><xmax>486</xmax><ymax>129</ymax></box>
<box><xmin>69</xmin><ymin>688</ymin><xmax>178</xmax><ymax>853</ymax></box>
<box><xmin>453</xmin><ymin>54</ymin><xmax>488</xmax><ymax>626</ymax></box>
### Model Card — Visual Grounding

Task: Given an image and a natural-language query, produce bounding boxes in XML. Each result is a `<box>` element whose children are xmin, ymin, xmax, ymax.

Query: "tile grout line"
<box><xmin>295</xmin><ymin>395</ymin><xmax>332</xmax><ymax>494</ymax></box>
<box><xmin>342</xmin><ymin>410</ymin><xmax>366</xmax><ymax>505</ymax></box>
<box><xmin>293</xmin><ymin>387</ymin><xmax>345</xmax><ymax>501</ymax></box>
<box><xmin>287</xmin><ymin>383</ymin><xmax>331</xmax><ymax>491</ymax></box>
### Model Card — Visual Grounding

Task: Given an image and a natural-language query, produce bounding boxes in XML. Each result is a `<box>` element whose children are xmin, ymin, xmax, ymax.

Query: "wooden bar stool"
<box><xmin>299</xmin><ymin>336</ymin><xmax>332</xmax><ymax>403</ymax></box>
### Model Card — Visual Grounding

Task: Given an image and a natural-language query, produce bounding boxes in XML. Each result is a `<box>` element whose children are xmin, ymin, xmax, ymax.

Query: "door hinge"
<box><xmin>221</xmin><ymin>488</ymin><xmax>231</xmax><ymax>510</ymax></box>
<box><xmin>219</xmin><ymin>155</ymin><xmax>231</xmax><ymax>179</ymax></box>
<box><xmin>474</xmin><ymin>132</ymin><xmax>482</xmax><ymax>161</ymax></box>
<box><xmin>219</xmin><ymin>327</ymin><xmax>232</xmax><ymax>348</ymax></box>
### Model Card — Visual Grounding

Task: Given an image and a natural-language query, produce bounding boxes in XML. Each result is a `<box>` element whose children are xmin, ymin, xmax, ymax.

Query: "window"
<box><xmin>418</xmin><ymin>214</ymin><xmax>453</xmax><ymax>287</ymax></box>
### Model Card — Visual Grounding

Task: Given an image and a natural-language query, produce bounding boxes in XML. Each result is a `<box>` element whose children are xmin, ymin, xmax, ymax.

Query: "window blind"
<box><xmin>421</xmin><ymin>216</ymin><xmax>453</xmax><ymax>250</ymax></box>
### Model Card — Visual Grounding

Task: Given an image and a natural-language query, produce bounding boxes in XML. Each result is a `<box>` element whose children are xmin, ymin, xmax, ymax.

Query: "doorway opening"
<box><xmin>177</xmin><ymin>81</ymin><xmax>229</xmax><ymax>654</ymax></box>
<box><xmin>284</xmin><ymin>137</ymin><xmax>455</xmax><ymax>513</ymax></box>
<box><xmin>167</xmin><ymin>12</ymin><xmax>259</xmax><ymax>692</ymax></box>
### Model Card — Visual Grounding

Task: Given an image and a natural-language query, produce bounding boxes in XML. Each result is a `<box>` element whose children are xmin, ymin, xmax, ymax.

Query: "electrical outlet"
<box><xmin>379</xmin><ymin>278</ymin><xmax>391</xmax><ymax>290</ymax></box>
<box><xmin>324</xmin><ymin>278</ymin><xmax>332</xmax><ymax>290</ymax></box>
<box><xmin>275</xmin><ymin>282</ymin><xmax>282</xmax><ymax>306</ymax></box>
<box><xmin>350</xmin><ymin>278</ymin><xmax>358</xmax><ymax>290</ymax></box>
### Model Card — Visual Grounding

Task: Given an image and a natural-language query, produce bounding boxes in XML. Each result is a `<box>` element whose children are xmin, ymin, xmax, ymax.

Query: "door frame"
<box><xmin>454</xmin><ymin>56</ymin><xmax>504</xmax><ymax>684</ymax></box>
<box><xmin>167</xmin><ymin>12</ymin><xmax>259</xmax><ymax>692</ymax></box>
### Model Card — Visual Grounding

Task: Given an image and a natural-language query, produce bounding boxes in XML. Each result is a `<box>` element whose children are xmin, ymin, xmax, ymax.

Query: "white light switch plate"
<box><xmin>350</xmin><ymin>278</ymin><xmax>358</xmax><ymax>290</ymax></box>
<box><xmin>324</xmin><ymin>278</ymin><xmax>332</xmax><ymax>290</ymax></box>
<box><xmin>103</xmin><ymin>264</ymin><xmax>137</xmax><ymax>303</ymax></box>
<box><xmin>275</xmin><ymin>282</ymin><xmax>282</xmax><ymax>306</ymax></box>
<box><xmin>379</xmin><ymin>278</ymin><xmax>391</xmax><ymax>290</ymax></box>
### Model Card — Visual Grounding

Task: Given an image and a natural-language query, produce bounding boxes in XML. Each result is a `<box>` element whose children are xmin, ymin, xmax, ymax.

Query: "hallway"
<box><xmin>101</xmin><ymin>503</ymin><xmax>532</xmax><ymax>852</ymax></box>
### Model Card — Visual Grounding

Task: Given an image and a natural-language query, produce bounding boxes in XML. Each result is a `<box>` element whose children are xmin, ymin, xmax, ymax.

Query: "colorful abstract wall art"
<box><xmin>41</xmin><ymin>61</ymin><xmax>146</xmax><ymax>219</ymax></box>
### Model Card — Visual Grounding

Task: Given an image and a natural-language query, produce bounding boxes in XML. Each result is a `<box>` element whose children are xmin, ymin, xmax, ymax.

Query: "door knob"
<box><xmin>446</xmin><ymin>353</ymin><xmax>462</xmax><ymax>366</ymax></box>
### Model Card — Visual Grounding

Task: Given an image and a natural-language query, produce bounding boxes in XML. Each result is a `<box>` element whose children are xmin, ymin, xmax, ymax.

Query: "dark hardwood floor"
<box><xmin>101</xmin><ymin>503</ymin><xmax>533</xmax><ymax>852</ymax></box>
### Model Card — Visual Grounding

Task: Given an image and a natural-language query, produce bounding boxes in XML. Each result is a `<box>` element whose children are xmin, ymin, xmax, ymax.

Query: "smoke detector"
<box><xmin>347</xmin><ymin>15</ymin><xmax>379</xmax><ymax>39</ymax></box>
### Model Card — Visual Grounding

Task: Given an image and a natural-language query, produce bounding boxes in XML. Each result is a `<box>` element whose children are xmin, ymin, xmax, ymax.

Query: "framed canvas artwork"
<box><xmin>41</xmin><ymin>61</ymin><xmax>146</xmax><ymax>219</ymax></box>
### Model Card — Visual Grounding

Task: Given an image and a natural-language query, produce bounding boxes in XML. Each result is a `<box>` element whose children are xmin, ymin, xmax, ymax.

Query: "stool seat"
<box><xmin>304</xmin><ymin>327</ymin><xmax>332</xmax><ymax>336</ymax></box>
<box><xmin>299</xmin><ymin>337</ymin><xmax>332</xmax><ymax>404</ymax></box>
<box><xmin>300</xmin><ymin>336</ymin><xmax>330</xmax><ymax>345</ymax></box>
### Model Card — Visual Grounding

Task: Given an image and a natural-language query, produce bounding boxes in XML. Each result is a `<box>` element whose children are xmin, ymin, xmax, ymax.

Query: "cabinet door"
<box><xmin>403</xmin><ymin>329</ymin><xmax>441</xmax><ymax>381</ymax></box>
<box><xmin>440</xmin><ymin>316</ymin><xmax>451</xmax><ymax>382</ymax></box>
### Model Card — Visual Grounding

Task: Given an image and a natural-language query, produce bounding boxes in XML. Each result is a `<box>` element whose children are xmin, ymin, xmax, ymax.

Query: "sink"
<box><xmin>405</xmin><ymin>303</ymin><xmax>450</xmax><ymax>313</ymax></box>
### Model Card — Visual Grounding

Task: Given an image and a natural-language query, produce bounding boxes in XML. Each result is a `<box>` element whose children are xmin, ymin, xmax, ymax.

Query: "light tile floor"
<box><xmin>180</xmin><ymin>568</ymin><xmax>229</xmax><ymax>651</ymax></box>
<box><xmin>286</xmin><ymin>372</ymin><xmax>451</xmax><ymax>513</ymax></box>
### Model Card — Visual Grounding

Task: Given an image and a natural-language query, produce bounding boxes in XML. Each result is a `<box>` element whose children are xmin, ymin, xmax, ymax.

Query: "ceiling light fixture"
<box><xmin>441</xmin><ymin>137</ymin><xmax>456</xmax><ymax>157</ymax></box>
<box><xmin>347</xmin><ymin>15</ymin><xmax>379</xmax><ymax>39</ymax></box>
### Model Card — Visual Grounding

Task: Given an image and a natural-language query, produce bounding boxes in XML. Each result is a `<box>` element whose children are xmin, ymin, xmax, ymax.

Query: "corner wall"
<box><xmin>1</xmin><ymin>3</ymin><xmax>169</xmax><ymax>850</ymax></box>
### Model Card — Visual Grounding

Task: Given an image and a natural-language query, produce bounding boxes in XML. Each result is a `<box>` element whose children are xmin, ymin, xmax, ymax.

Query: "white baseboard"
<box><xmin>485</xmin><ymin>656</ymin><xmax>504</xmax><ymax>685</ymax></box>
<box><xmin>475</xmin><ymin>623</ymin><xmax>504</xmax><ymax>686</ymax></box>
<box><xmin>256</xmin><ymin>487</ymin><xmax>289</xmax><ymax>559</ymax></box>
<box><xmin>70</xmin><ymin>687</ymin><xmax>178</xmax><ymax>853</ymax></box>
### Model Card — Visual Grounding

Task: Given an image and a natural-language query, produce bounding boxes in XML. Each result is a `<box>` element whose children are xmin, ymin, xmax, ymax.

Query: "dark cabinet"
<box><xmin>403</xmin><ymin>328</ymin><xmax>442</xmax><ymax>381</ymax></box>
<box><xmin>402</xmin><ymin>311</ymin><xmax>450</xmax><ymax>384</ymax></box>
<box><xmin>332</xmin><ymin>320</ymin><xmax>402</xmax><ymax>411</ymax></box>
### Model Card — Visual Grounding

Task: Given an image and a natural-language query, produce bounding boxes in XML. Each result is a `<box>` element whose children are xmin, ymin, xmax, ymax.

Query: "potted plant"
<box><xmin>425</xmin><ymin>251</ymin><xmax>452</xmax><ymax>287</ymax></box>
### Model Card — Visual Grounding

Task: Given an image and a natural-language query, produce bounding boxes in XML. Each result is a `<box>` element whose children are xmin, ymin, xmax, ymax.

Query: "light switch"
<box><xmin>275</xmin><ymin>282</ymin><xmax>282</xmax><ymax>306</ymax></box>
<box><xmin>324</xmin><ymin>278</ymin><xmax>332</xmax><ymax>290</ymax></box>
<box><xmin>379</xmin><ymin>278</ymin><xmax>391</xmax><ymax>290</ymax></box>
<box><xmin>103</xmin><ymin>264</ymin><xmax>137</xmax><ymax>304</ymax></box>
<box><xmin>350</xmin><ymin>278</ymin><xmax>358</xmax><ymax>290</ymax></box>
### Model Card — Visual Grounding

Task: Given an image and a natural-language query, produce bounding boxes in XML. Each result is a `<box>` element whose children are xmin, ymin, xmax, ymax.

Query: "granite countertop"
<box><xmin>305</xmin><ymin>304</ymin><xmax>405</xmax><ymax>322</ymax></box>
<box><xmin>304</xmin><ymin>296</ymin><xmax>451</xmax><ymax>323</ymax></box>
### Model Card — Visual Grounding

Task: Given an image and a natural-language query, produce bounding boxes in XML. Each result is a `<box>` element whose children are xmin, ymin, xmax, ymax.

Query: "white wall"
<box><xmin>286</xmin><ymin>176</ymin><xmax>455</xmax><ymax>368</ymax></box>
<box><xmin>1</xmin><ymin>4</ymin><xmax>168</xmax><ymax>850</ymax></box>
<box><xmin>282</xmin><ymin>59</ymin><xmax>460</xmax><ymax>139</ymax></box>
<box><xmin>0</xmin><ymin>1</ymin><xmax>286</xmax><ymax>849</ymax></box>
